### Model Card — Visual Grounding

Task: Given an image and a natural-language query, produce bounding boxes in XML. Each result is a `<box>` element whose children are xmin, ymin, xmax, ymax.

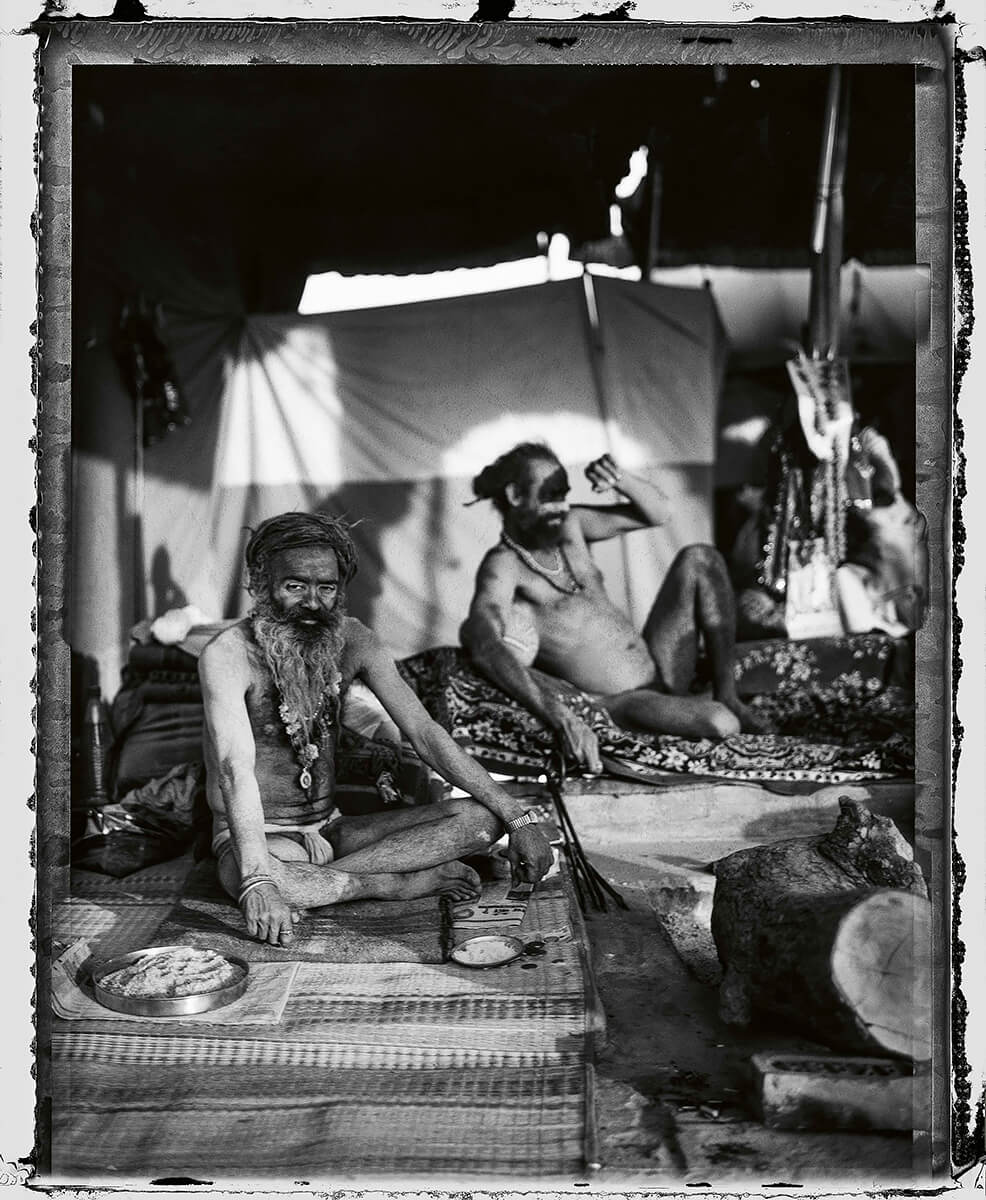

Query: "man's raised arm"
<box><xmin>460</xmin><ymin>550</ymin><xmax>601</xmax><ymax>774</ymax></box>
<box><xmin>199</xmin><ymin>633</ymin><xmax>295</xmax><ymax>945</ymax></box>
<box><xmin>575</xmin><ymin>453</ymin><xmax>670</xmax><ymax>543</ymax></box>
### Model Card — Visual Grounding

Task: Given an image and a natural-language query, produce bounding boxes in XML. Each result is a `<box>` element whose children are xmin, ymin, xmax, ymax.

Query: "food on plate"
<box><xmin>99</xmin><ymin>948</ymin><xmax>241</xmax><ymax>998</ymax></box>
<box><xmin>451</xmin><ymin>935</ymin><xmax>523</xmax><ymax>967</ymax></box>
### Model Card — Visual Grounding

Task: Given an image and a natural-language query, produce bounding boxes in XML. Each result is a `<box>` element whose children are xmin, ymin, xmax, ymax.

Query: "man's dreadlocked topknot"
<box><xmin>245</xmin><ymin>511</ymin><xmax>358</xmax><ymax>595</ymax></box>
<box><xmin>471</xmin><ymin>442</ymin><xmax>558</xmax><ymax>514</ymax></box>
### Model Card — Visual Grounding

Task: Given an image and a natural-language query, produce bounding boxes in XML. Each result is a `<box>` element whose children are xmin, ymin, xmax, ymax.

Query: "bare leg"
<box><xmin>268</xmin><ymin>857</ymin><xmax>482</xmax><ymax>909</ymax></box>
<box><xmin>604</xmin><ymin>687</ymin><xmax>740</xmax><ymax>739</ymax></box>
<box><xmin>327</xmin><ymin>797</ymin><xmax>502</xmax><ymax>870</ymax></box>
<box><xmin>641</xmin><ymin>544</ymin><xmax>766</xmax><ymax>733</ymax></box>
<box><xmin>215</xmin><ymin>819</ymin><xmax>484</xmax><ymax>911</ymax></box>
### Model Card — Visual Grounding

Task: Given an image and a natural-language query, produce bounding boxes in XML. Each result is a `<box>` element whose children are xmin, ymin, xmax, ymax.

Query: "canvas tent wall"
<box><xmin>72</xmin><ymin>275</ymin><xmax>727</xmax><ymax>692</ymax></box>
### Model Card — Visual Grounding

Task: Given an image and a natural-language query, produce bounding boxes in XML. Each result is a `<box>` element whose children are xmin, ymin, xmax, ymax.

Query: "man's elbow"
<box><xmin>461</xmin><ymin>615</ymin><xmax>496</xmax><ymax>665</ymax></box>
<box><xmin>217</xmin><ymin>753</ymin><xmax>255</xmax><ymax>796</ymax></box>
<box><xmin>459</xmin><ymin>614</ymin><xmax>478</xmax><ymax>652</ymax></box>
<box><xmin>407</xmin><ymin>718</ymin><xmax>449</xmax><ymax>764</ymax></box>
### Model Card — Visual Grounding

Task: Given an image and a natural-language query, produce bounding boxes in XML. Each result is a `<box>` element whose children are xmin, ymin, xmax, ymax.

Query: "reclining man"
<box><xmin>200</xmin><ymin>511</ymin><xmax>554</xmax><ymax>947</ymax></box>
<box><xmin>461</xmin><ymin>442</ymin><xmax>762</xmax><ymax>775</ymax></box>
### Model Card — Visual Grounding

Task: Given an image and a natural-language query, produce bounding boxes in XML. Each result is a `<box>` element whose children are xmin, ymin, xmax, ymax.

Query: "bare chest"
<box><xmin>510</xmin><ymin>542</ymin><xmax>603</xmax><ymax>607</ymax></box>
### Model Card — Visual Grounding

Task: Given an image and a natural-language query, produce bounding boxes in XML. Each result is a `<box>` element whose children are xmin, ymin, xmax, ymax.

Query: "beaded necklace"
<box><xmin>276</xmin><ymin>671</ymin><xmax>341</xmax><ymax>792</ymax></box>
<box><xmin>500</xmin><ymin>531</ymin><xmax>584</xmax><ymax>595</ymax></box>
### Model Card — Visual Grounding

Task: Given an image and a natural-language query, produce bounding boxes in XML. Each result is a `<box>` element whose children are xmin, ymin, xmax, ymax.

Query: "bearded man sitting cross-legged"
<box><xmin>199</xmin><ymin>511</ymin><xmax>554</xmax><ymax>948</ymax></box>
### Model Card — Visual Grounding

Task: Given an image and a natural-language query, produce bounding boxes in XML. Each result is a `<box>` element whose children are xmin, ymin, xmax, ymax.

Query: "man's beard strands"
<box><xmin>527</xmin><ymin>517</ymin><xmax>567</xmax><ymax>550</ymax></box>
<box><xmin>252</xmin><ymin>593</ymin><xmax>347</xmax><ymax>743</ymax></box>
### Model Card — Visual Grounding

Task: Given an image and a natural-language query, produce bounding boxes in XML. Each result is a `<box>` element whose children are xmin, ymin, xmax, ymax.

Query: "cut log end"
<box><xmin>831</xmin><ymin>889</ymin><xmax>932</xmax><ymax>1061</ymax></box>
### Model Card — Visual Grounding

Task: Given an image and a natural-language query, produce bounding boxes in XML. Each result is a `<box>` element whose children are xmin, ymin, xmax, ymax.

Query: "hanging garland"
<box><xmin>758</xmin><ymin>353</ymin><xmax>855</xmax><ymax>601</ymax></box>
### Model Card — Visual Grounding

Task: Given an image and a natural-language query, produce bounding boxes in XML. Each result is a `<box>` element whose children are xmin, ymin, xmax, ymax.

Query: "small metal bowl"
<box><xmin>91</xmin><ymin>946</ymin><xmax>249</xmax><ymax>1017</ymax></box>
<box><xmin>449</xmin><ymin>934</ymin><xmax>525</xmax><ymax>969</ymax></box>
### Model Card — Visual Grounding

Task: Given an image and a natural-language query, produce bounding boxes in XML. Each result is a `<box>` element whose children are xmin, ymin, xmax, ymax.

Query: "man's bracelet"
<box><xmin>238</xmin><ymin>875</ymin><xmax>276</xmax><ymax>904</ymax></box>
<box><xmin>505</xmin><ymin>809</ymin><xmax>540</xmax><ymax>834</ymax></box>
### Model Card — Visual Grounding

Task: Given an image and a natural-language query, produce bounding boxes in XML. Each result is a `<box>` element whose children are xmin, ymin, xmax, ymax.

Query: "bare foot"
<box><xmin>328</xmin><ymin>860</ymin><xmax>481</xmax><ymax>903</ymax></box>
<box><xmin>270</xmin><ymin>858</ymin><xmax>481</xmax><ymax>908</ymax></box>
<box><xmin>725</xmin><ymin>697</ymin><xmax>773</xmax><ymax>734</ymax></box>
<box><xmin>400</xmin><ymin>860</ymin><xmax>481</xmax><ymax>902</ymax></box>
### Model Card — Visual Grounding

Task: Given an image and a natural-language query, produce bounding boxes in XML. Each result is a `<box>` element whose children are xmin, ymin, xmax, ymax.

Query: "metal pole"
<box><xmin>133</xmin><ymin>382</ymin><xmax>145</xmax><ymax>623</ymax></box>
<box><xmin>808</xmin><ymin>66</ymin><xmax>848</xmax><ymax>358</ymax></box>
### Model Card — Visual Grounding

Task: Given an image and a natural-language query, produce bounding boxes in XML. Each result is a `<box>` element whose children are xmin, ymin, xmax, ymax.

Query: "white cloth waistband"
<box><xmin>212</xmin><ymin>818</ymin><xmax>337</xmax><ymax>866</ymax></box>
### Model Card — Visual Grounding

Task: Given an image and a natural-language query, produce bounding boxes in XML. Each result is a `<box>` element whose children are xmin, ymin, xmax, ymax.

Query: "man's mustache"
<box><xmin>282</xmin><ymin>607</ymin><xmax>334</xmax><ymax>628</ymax></box>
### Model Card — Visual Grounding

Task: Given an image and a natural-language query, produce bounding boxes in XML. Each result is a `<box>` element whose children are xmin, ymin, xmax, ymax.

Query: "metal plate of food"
<box><xmin>91</xmin><ymin>946</ymin><xmax>249</xmax><ymax>1017</ymax></box>
<box><xmin>449</xmin><ymin>934</ymin><xmax>525</xmax><ymax>969</ymax></box>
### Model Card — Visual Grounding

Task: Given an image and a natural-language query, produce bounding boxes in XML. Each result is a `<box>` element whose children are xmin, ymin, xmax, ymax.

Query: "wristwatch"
<box><xmin>505</xmin><ymin>809</ymin><xmax>540</xmax><ymax>833</ymax></box>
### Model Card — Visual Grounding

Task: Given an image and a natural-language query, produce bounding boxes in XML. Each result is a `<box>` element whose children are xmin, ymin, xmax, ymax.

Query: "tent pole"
<box><xmin>133</xmin><ymin>387</ymin><xmax>145</xmax><ymax>624</ymax></box>
<box><xmin>580</xmin><ymin>270</ymin><xmax>635</xmax><ymax>615</ymax></box>
<box><xmin>808</xmin><ymin>66</ymin><xmax>850</xmax><ymax>359</ymax></box>
<box><xmin>644</xmin><ymin>157</ymin><xmax>663</xmax><ymax>279</ymax></box>
<box><xmin>825</xmin><ymin>71</ymin><xmax>851</xmax><ymax>358</ymax></box>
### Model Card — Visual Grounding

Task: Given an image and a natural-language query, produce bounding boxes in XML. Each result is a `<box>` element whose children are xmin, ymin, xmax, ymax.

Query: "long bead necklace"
<box><xmin>279</xmin><ymin>702</ymin><xmax>330</xmax><ymax>791</ymax></box>
<box><xmin>500</xmin><ymin>531</ymin><xmax>584</xmax><ymax>594</ymax></box>
<box><xmin>277</xmin><ymin>675</ymin><xmax>341</xmax><ymax>793</ymax></box>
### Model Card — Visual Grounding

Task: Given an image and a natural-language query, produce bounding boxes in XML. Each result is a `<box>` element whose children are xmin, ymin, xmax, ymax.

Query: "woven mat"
<box><xmin>54</xmin><ymin>897</ymin><xmax>178</xmax><ymax>960</ymax></box>
<box><xmin>52</xmin><ymin>939</ymin><xmax>299</xmax><ymax>1026</ymax></box>
<box><xmin>71</xmin><ymin>854</ymin><xmax>196</xmax><ymax>897</ymax></box>
<box><xmin>153</xmin><ymin>858</ymin><xmax>450</xmax><ymax>964</ymax></box>
<box><xmin>55</xmin><ymin>856</ymin><xmax>196</xmax><ymax>959</ymax></box>
<box><xmin>53</xmin><ymin>1058</ymin><xmax>589</xmax><ymax>1177</ymax></box>
<box><xmin>448</xmin><ymin>871</ymin><xmax>573</xmax><ymax>941</ymax></box>
<box><xmin>52</xmin><ymin>844</ymin><xmax>598</xmax><ymax>1180</ymax></box>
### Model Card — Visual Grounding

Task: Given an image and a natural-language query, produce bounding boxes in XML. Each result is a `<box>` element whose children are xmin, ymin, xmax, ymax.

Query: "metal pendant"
<box><xmin>299</xmin><ymin>768</ymin><xmax>312</xmax><ymax>791</ymax></box>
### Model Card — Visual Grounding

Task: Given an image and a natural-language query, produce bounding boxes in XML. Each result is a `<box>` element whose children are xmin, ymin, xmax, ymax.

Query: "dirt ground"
<box><xmin>582</xmin><ymin>884</ymin><xmax>918</xmax><ymax>1188</ymax></box>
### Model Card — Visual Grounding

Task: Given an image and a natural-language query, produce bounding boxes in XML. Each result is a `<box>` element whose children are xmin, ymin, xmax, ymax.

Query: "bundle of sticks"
<box><xmin>545</xmin><ymin>749</ymin><xmax>627</xmax><ymax>914</ymax></box>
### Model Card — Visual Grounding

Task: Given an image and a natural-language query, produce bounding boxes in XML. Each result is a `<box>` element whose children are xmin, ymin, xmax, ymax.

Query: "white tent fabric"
<box><xmin>134</xmin><ymin>277</ymin><xmax>725</xmax><ymax>662</ymax></box>
<box><xmin>651</xmin><ymin>261</ymin><xmax>926</xmax><ymax>367</ymax></box>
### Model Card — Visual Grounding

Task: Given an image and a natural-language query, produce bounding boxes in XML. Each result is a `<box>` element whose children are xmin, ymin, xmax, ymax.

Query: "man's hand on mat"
<box><xmin>241</xmin><ymin>883</ymin><xmax>299</xmax><ymax>947</ymax></box>
<box><xmin>546</xmin><ymin>698</ymin><xmax>602</xmax><ymax>775</ymax></box>
<box><xmin>506</xmin><ymin>825</ymin><xmax>555</xmax><ymax>886</ymax></box>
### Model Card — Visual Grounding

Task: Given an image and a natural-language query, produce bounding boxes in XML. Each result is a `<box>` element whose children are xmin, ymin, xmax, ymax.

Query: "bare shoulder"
<box><xmin>198</xmin><ymin>620</ymin><xmax>253</xmax><ymax>682</ymax></box>
<box><xmin>560</xmin><ymin>508</ymin><xmax>591</xmax><ymax>548</ymax></box>
<box><xmin>341</xmin><ymin>616</ymin><xmax>380</xmax><ymax>667</ymax></box>
<box><xmin>477</xmin><ymin>542</ymin><xmax>521</xmax><ymax>585</ymax></box>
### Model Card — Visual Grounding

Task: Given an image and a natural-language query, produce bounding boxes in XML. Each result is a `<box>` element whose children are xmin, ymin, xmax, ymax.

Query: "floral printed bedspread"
<box><xmin>397</xmin><ymin>636</ymin><xmax>914</xmax><ymax>784</ymax></box>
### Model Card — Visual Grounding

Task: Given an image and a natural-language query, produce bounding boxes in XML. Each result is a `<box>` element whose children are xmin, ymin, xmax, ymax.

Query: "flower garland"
<box><xmin>759</xmin><ymin>355</ymin><xmax>852</xmax><ymax>599</ymax></box>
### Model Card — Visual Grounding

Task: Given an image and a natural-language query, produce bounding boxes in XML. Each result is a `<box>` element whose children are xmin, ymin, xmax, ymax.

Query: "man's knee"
<box><xmin>675</xmin><ymin>543</ymin><xmax>726</xmax><ymax>578</ymax></box>
<box><xmin>444</xmin><ymin>796</ymin><xmax>502</xmax><ymax>851</ymax></box>
<box><xmin>699</xmin><ymin>703</ymin><xmax>741</xmax><ymax>739</ymax></box>
<box><xmin>216</xmin><ymin>848</ymin><xmax>240</xmax><ymax>899</ymax></box>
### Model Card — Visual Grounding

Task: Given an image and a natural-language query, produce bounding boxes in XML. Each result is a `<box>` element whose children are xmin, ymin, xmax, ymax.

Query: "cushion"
<box><xmin>729</xmin><ymin>632</ymin><xmax>900</xmax><ymax>697</ymax></box>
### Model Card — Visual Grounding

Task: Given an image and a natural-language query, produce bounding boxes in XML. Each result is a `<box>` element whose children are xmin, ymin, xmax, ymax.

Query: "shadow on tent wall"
<box><xmin>314</xmin><ymin>480</ymin><xmax>417</xmax><ymax>634</ymax></box>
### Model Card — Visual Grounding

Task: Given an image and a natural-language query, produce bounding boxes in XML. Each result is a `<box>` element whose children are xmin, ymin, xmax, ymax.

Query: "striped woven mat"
<box><xmin>62</xmin><ymin>856</ymin><xmax>450</xmax><ymax>965</ymax></box>
<box><xmin>155</xmin><ymin>859</ymin><xmax>450</xmax><ymax>964</ymax></box>
<box><xmin>52</xmin><ymin>847</ymin><xmax>600</xmax><ymax>1181</ymax></box>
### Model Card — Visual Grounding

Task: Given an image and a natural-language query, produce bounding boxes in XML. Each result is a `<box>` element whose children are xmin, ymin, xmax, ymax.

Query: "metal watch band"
<box><xmin>505</xmin><ymin>809</ymin><xmax>539</xmax><ymax>833</ymax></box>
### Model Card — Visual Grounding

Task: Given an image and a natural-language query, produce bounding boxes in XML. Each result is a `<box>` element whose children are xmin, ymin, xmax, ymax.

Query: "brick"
<box><xmin>751</xmin><ymin>1051</ymin><xmax>924</xmax><ymax>1132</ymax></box>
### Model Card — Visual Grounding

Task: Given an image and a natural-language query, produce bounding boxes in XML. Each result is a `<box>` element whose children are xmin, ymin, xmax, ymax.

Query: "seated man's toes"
<box><xmin>702</xmin><ymin>704</ymin><xmax>742</xmax><ymax>739</ymax></box>
<box><xmin>437</xmin><ymin>860</ymin><xmax>481</xmax><ymax>899</ymax></box>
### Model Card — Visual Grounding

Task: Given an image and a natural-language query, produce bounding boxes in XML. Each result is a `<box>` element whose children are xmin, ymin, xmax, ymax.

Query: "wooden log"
<box><xmin>712</xmin><ymin>798</ymin><xmax>930</xmax><ymax>1060</ymax></box>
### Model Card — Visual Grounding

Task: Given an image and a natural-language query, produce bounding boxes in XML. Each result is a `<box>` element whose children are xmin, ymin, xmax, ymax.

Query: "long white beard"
<box><xmin>251</xmin><ymin>595</ymin><xmax>346</xmax><ymax>745</ymax></box>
